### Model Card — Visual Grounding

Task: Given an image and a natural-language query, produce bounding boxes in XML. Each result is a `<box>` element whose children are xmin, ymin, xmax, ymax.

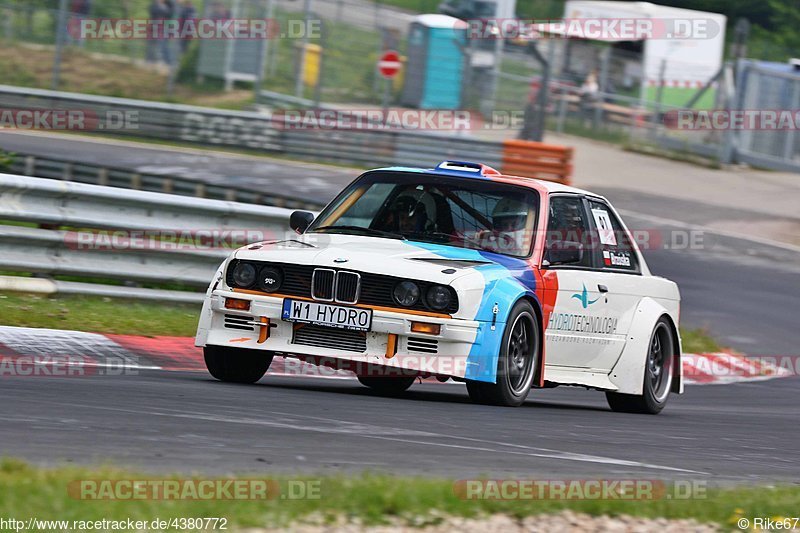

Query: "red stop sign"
<box><xmin>378</xmin><ymin>50</ymin><xmax>402</xmax><ymax>79</ymax></box>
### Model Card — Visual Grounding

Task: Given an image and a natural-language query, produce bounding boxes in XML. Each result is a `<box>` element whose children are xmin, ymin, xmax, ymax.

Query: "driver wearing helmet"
<box><xmin>388</xmin><ymin>195</ymin><xmax>426</xmax><ymax>234</ymax></box>
<box><xmin>475</xmin><ymin>197</ymin><xmax>531</xmax><ymax>254</ymax></box>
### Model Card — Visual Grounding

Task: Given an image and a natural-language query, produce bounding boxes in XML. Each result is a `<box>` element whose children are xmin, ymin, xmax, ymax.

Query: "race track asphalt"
<box><xmin>1</xmin><ymin>370</ymin><xmax>798</xmax><ymax>483</ymax></box>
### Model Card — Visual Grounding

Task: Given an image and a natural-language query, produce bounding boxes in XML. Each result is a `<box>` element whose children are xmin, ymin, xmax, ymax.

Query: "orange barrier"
<box><xmin>500</xmin><ymin>139</ymin><xmax>573</xmax><ymax>186</ymax></box>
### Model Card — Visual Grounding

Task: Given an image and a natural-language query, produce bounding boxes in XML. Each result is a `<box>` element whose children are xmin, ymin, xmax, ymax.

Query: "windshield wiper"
<box><xmin>312</xmin><ymin>225</ymin><xmax>406</xmax><ymax>240</ymax></box>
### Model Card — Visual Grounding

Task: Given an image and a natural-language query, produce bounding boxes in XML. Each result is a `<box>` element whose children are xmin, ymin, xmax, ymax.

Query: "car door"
<box><xmin>542</xmin><ymin>194</ymin><xmax>620</xmax><ymax>371</ymax></box>
<box><xmin>583</xmin><ymin>196</ymin><xmax>646</xmax><ymax>366</ymax></box>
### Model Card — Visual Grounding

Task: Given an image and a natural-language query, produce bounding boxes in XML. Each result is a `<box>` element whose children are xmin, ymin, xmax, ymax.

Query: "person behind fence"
<box><xmin>148</xmin><ymin>0</ymin><xmax>175</xmax><ymax>65</ymax></box>
<box><xmin>68</xmin><ymin>0</ymin><xmax>92</xmax><ymax>47</ymax></box>
<box><xmin>178</xmin><ymin>0</ymin><xmax>196</xmax><ymax>54</ymax></box>
<box><xmin>209</xmin><ymin>1</ymin><xmax>232</xmax><ymax>20</ymax></box>
<box><xmin>580</xmin><ymin>69</ymin><xmax>600</xmax><ymax>124</ymax></box>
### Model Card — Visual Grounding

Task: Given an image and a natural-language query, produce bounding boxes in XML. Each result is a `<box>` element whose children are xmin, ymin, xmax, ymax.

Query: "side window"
<box><xmin>587</xmin><ymin>199</ymin><xmax>640</xmax><ymax>273</ymax></box>
<box><xmin>545</xmin><ymin>196</ymin><xmax>593</xmax><ymax>268</ymax></box>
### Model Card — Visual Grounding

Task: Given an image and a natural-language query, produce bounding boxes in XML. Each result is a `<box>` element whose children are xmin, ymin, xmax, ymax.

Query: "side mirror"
<box><xmin>289</xmin><ymin>210</ymin><xmax>315</xmax><ymax>234</ymax></box>
<box><xmin>546</xmin><ymin>240</ymin><xmax>583</xmax><ymax>266</ymax></box>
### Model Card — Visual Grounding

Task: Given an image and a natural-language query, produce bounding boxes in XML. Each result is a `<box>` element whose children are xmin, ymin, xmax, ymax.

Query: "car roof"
<box><xmin>373</xmin><ymin>162</ymin><xmax>604</xmax><ymax>201</ymax></box>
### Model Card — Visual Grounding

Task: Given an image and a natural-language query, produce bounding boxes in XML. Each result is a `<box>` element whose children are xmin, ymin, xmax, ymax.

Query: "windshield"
<box><xmin>308</xmin><ymin>171</ymin><xmax>539</xmax><ymax>257</ymax></box>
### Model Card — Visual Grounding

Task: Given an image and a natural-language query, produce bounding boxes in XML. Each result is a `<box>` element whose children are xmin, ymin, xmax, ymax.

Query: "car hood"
<box><xmin>233</xmin><ymin>233</ymin><xmax>497</xmax><ymax>285</ymax></box>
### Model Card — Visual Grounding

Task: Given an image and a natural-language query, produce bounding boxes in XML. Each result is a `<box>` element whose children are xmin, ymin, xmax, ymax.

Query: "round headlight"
<box><xmin>258</xmin><ymin>266</ymin><xmax>283</xmax><ymax>293</ymax></box>
<box><xmin>393</xmin><ymin>281</ymin><xmax>420</xmax><ymax>307</ymax></box>
<box><xmin>232</xmin><ymin>262</ymin><xmax>257</xmax><ymax>288</ymax></box>
<box><xmin>426</xmin><ymin>285</ymin><xmax>452</xmax><ymax>311</ymax></box>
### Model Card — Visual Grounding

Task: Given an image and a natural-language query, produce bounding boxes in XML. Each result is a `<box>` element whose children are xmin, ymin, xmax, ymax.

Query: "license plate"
<box><xmin>281</xmin><ymin>299</ymin><xmax>372</xmax><ymax>332</ymax></box>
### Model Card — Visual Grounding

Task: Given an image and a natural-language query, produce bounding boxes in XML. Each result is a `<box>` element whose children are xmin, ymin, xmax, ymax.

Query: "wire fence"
<box><xmin>0</xmin><ymin>0</ymin><xmax>798</xmax><ymax>164</ymax></box>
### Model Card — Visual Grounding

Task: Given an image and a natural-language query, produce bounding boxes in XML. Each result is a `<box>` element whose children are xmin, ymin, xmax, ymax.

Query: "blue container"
<box><xmin>401</xmin><ymin>15</ymin><xmax>466</xmax><ymax>110</ymax></box>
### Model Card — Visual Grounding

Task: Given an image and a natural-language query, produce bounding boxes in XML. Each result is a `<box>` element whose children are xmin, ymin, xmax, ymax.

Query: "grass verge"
<box><xmin>0</xmin><ymin>292</ymin><xmax>200</xmax><ymax>337</ymax></box>
<box><xmin>680</xmin><ymin>328</ymin><xmax>723</xmax><ymax>354</ymax></box>
<box><xmin>0</xmin><ymin>291</ymin><xmax>722</xmax><ymax>353</ymax></box>
<box><xmin>0</xmin><ymin>459</ymin><xmax>798</xmax><ymax>529</ymax></box>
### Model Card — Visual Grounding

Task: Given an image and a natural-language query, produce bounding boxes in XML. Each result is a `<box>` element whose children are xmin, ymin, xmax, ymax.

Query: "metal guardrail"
<box><xmin>0</xmin><ymin>85</ymin><xmax>282</xmax><ymax>151</ymax></box>
<box><xmin>7</xmin><ymin>153</ymin><xmax>326</xmax><ymax>210</ymax></box>
<box><xmin>0</xmin><ymin>84</ymin><xmax>495</xmax><ymax>167</ymax></box>
<box><xmin>0</xmin><ymin>174</ymin><xmax>298</xmax><ymax>289</ymax></box>
<box><xmin>0</xmin><ymin>85</ymin><xmax>571</xmax><ymax>183</ymax></box>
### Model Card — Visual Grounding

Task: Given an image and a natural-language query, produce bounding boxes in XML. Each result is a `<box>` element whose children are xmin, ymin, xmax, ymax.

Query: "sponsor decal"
<box><xmin>571</xmin><ymin>284</ymin><xmax>600</xmax><ymax>309</ymax></box>
<box><xmin>547</xmin><ymin>312</ymin><xmax>618</xmax><ymax>335</ymax></box>
<box><xmin>603</xmin><ymin>250</ymin><xmax>631</xmax><ymax>267</ymax></box>
<box><xmin>591</xmin><ymin>208</ymin><xmax>617</xmax><ymax>246</ymax></box>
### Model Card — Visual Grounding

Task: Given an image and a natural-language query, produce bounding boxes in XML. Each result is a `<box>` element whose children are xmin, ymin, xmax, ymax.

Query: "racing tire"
<box><xmin>357</xmin><ymin>376</ymin><xmax>416</xmax><ymax>395</ymax></box>
<box><xmin>466</xmin><ymin>300</ymin><xmax>539</xmax><ymax>407</ymax></box>
<box><xmin>606</xmin><ymin>318</ymin><xmax>674</xmax><ymax>415</ymax></box>
<box><xmin>204</xmin><ymin>346</ymin><xmax>273</xmax><ymax>384</ymax></box>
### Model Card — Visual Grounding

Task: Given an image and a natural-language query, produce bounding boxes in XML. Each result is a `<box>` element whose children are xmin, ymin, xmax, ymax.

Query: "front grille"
<box><xmin>292</xmin><ymin>325</ymin><xmax>367</xmax><ymax>353</ymax></box>
<box><xmin>335</xmin><ymin>271</ymin><xmax>360</xmax><ymax>304</ymax></box>
<box><xmin>227</xmin><ymin>260</ymin><xmax>458</xmax><ymax>314</ymax></box>
<box><xmin>407</xmin><ymin>336</ymin><xmax>439</xmax><ymax>354</ymax></box>
<box><xmin>224</xmin><ymin>314</ymin><xmax>253</xmax><ymax>331</ymax></box>
<box><xmin>311</xmin><ymin>268</ymin><xmax>335</xmax><ymax>301</ymax></box>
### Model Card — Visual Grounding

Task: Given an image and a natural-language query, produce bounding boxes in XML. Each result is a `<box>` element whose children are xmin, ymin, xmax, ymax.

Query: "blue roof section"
<box><xmin>372</xmin><ymin>161</ymin><xmax>496</xmax><ymax>180</ymax></box>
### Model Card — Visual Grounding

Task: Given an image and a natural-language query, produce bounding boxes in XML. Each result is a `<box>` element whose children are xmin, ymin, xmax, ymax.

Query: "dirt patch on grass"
<box><xmin>247</xmin><ymin>511</ymin><xmax>720</xmax><ymax>532</ymax></box>
<box><xmin>0</xmin><ymin>42</ymin><xmax>250</xmax><ymax>107</ymax></box>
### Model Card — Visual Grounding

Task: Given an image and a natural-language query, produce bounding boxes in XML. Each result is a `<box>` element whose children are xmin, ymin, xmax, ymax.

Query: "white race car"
<box><xmin>196</xmin><ymin>161</ymin><xmax>682</xmax><ymax>413</ymax></box>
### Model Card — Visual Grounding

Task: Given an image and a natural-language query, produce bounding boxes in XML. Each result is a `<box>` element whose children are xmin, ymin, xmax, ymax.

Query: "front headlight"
<box><xmin>258</xmin><ymin>265</ymin><xmax>283</xmax><ymax>293</ymax></box>
<box><xmin>232</xmin><ymin>262</ymin><xmax>257</xmax><ymax>288</ymax></box>
<box><xmin>426</xmin><ymin>285</ymin><xmax>452</xmax><ymax>311</ymax></box>
<box><xmin>393</xmin><ymin>281</ymin><xmax>420</xmax><ymax>307</ymax></box>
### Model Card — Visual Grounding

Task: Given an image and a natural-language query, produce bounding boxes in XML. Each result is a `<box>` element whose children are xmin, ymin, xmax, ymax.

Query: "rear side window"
<box><xmin>545</xmin><ymin>196</ymin><xmax>593</xmax><ymax>268</ymax></box>
<box><xmin>587</xmin><ymin>199</ymin><xmax>640</xmax><ymax>273</ymax></box>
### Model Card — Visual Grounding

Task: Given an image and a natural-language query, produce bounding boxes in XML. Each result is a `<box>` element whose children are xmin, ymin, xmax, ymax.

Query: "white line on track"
<box><xmin>618</xmin><ymin>209</ymin><xmax>800</xmax><ymax>254</ymax></box>
<box><xmin>43</xmin><ymin>401</ymin><xmax>705</xmax><ymax>474</ymax></box>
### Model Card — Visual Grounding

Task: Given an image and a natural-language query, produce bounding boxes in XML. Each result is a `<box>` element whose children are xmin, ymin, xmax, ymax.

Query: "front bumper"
<box><xmin>196</xmin><ymin>290</ymin><xmax>482</xmax><ymax>379</ymax></box>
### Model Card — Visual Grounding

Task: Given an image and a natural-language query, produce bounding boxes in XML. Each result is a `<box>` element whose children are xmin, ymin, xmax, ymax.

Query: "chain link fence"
<box><xmin>1</xmin><ymin>0</ymin><xmax>799</xmax><ymax>171</ymax></box>
<box><xmin>733</xmin><ymin>60</ymin><xmax>800</xmax><ymax>172</ymax></box>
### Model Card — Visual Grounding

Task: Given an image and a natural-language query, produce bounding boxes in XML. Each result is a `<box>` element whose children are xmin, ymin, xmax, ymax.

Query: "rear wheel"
<box><xmin>606</xmin><ymin>318</ymin><xmax>674</xmax><ymax>414</ymax></box>
<box><xmin>204</xmin><ymin>345</ymin><xmax>272</xmax><ymax>384</ymax></box>
<box><xmin>357</xmin><ymin>375</ymin><xmax>416</xmax><ymax>395</ymax></box>
<box><xmin>466</xmin><ymin>300</ymin><xmax>539</xmax><ymax>407</ymax></box>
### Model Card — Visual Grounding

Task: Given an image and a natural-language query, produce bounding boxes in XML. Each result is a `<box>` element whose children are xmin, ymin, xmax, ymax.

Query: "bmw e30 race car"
<box><xmin>195</xmin><ymin>161</ymin><xmax>682</xmax><ymax>413</ymax></box>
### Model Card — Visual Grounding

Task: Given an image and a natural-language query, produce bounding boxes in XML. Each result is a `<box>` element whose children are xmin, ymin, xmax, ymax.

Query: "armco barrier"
<box><xmin>0</xmin><ymin>85</ymin><xmax>572</xmax><ymax>183</ymax></box>
<box><xmin>0</xmin><ymin>85</ymin><xmax>281</xmax><ymax>151</ymax></box>
<box><xmin>0</xmin><ymin>173</ymin><xmax>298</xmax><ymax>287</ymax></box>
<box><xmin>9</xmin><ymin>153</ymin><xmax>325</xmax><ymax>210</ymax></box>
<box><xmin>500</xmin><ymin>139</ymin><xmax>574</xmax><ymax>186</ymax></box>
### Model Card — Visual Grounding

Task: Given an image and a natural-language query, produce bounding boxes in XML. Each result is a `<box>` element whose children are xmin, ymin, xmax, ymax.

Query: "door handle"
<box><xmin>597</xmin><ymin>284</ymin><xmax>609</xmax><ymax>293</ymax></box>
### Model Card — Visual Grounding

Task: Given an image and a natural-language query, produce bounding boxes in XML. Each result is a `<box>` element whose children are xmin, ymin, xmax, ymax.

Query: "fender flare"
<box><xmin>515</xmin><ymin>295</ymin><xmax>546</xmax><ymax>388</ymax></box>
<box><xmin>195</xmin><ymin>259</ymin><xmax>228</xmax><ymax>347</ymax></box>
<box><xmin>607</xmin><ymin>297</ymin><xmax>683</xmax><ymax>395</ymax></box>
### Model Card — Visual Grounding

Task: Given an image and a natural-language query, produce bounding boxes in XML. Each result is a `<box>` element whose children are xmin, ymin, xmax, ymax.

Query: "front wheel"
<box><xmin>466</xmin><ymin>300</ymin><xmax>539</xmax><ymax>407</ymax></box>
<box><xmin>606</xmin><ymin>318</ymin><xmax>675</xmax><ymax>414</ymax></box>
<box><xmin>204</xmin><ymin>346</ymin><xmax>273</xmax><ymax>384</ymax></box>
